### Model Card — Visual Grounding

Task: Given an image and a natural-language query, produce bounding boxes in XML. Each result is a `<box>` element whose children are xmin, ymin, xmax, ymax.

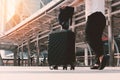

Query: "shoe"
<box><xmin>98</xmin><ymin>55</ymin><xmax>107</xmax><ymax>70</ymax></box>
<box><xmin>90</xmin><ymin>58</ymin><xmax>100</xmax><ymax>69</ymax></box>
<box><xmin>90</xmin><ymin>65</ymin><xmax>99</xmax><ymax>69</ymax></box>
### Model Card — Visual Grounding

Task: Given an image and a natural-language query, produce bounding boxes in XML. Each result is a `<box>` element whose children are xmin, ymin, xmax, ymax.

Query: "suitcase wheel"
<box><xmin>49</xmin><ymin>65</ymin><xmax>58</xmax><ymax>70</ymax></box>
<box><xmin>49</xmin><ymin>66</ymin><xmax>54</xmax><ymax>70</ymax></box>
<box><xmin>53</xmin><ymin>65</ymin><xmax>58</xmax><ymax>70</ymax></box>
<box><xmin>63</xmin><ymin>65</ymin><xmax>67</xmax><ymax>70</ymax></box>
<box><xmin>70</xmin><ymin>65</ymin><xmax>75</xmax><ymax>70</ymax></box>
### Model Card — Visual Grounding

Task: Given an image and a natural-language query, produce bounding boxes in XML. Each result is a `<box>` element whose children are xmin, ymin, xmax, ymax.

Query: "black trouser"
<box><xmin>85</xmin><ymin>12</ymin><xmax>106</xmax><ymax>58</ymax></box>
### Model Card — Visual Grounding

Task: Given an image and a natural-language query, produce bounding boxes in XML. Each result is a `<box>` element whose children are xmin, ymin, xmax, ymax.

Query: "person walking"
<box><xmin>61</xmin><ymin>0</ymin><xmax>107</xmax><ymax>70</ymax></box>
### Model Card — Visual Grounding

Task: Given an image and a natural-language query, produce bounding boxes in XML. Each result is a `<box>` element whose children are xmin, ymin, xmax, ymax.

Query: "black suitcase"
<box><xmin>48</xmin><ymin>30</ymin><xmax>76</xmax><ymax>70</ymax></box>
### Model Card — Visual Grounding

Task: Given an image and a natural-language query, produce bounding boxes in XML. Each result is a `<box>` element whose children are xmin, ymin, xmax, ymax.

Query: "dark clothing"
<box><xmin>85</xmin><ymin>12</ymin><xmax>106</xmax><ymax>58</ymax></box>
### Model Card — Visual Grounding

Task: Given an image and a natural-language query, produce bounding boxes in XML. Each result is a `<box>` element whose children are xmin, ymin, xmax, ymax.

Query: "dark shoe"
<box><xmin>90</xmin><ymin>65</ymin><xmax>99</xmax><ymax>69</ymax></box>
<box><xmin>98</xmin><ymin>55</ymin><xmax>107</xmax><ymax>70</ymax></box>
<box><xmin>90</xmin><ymin>57</ymin><xmax>100</xmax><ymax>69</ymax></box>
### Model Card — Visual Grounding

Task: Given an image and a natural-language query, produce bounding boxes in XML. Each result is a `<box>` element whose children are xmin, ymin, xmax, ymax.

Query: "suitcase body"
<box><xmin>48</xmin><ymin>30</ymin><xmax>76</xmax><ymax>67</ymax></box>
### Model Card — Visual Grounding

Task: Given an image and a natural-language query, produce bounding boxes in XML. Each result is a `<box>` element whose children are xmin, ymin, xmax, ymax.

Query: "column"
<box><xmin>27</xmin><ymin>40</ymin><xmax>31</xmax><ymax>66</ymax></box>
<box><xmin>0</xmin><ymin>54</ymin><xmax>4</xmax><ymax>66</ymax></box>
<box><xmin>13</xmin><ymin>46</ymin><xmax>18</xmax><ymax>66</ymax></box>
<box><xmin>21</xmin><ymin>44</ymin><xmax>24</xmax><ymax>66</ymax></box>
<box><xmin>84</xmin><ymin>48</ymin><xmax>88</xmax><ymax>66</ymax></box>
<box><xmin>36</xmin><ymin>36</ymin><xmax>40</xmax><ymax>66</ymax></box>
<box><xmin>107</xmin><ymin>0</ymin><xmax>114</xmax><ymax>66</ymax></box>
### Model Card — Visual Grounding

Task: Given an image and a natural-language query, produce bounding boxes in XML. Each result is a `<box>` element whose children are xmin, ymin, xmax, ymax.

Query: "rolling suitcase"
<box><xmin>48</xmin><ymin>30</ymin><xmax>76</xmax><ymax>70</ymax></box>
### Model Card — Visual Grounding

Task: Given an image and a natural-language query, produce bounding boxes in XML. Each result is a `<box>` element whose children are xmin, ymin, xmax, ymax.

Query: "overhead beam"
<box><xmin>2</xmin><ymin>0</ymin><xmax>65</xmax><ymax>36</ymax></box>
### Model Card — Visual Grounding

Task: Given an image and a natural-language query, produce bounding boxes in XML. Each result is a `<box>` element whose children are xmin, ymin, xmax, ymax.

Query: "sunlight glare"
<box><xmin>6</xmin><ymin>0</ymin><xmax>16</xmax><ymax>21</ymax></box>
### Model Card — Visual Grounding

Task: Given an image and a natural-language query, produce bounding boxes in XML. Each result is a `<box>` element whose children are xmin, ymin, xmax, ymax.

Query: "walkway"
<box><xmin>0</xmin><ymin>66</ymin><xmax>120</xmax><ymax>80</ymax></box>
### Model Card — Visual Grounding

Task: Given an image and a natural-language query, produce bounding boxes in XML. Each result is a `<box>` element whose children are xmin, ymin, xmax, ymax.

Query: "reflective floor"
<box><xmin>0</xmin><ymin>66</ymin><xmax>120</xmax><ymax>80</ymax></box>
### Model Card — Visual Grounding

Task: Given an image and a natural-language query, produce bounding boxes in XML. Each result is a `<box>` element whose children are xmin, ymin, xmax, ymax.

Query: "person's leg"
<box><xmin>85</xmin><ymin>12</ymin><xmax>106</xmax><ymax>69</ymax></box>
